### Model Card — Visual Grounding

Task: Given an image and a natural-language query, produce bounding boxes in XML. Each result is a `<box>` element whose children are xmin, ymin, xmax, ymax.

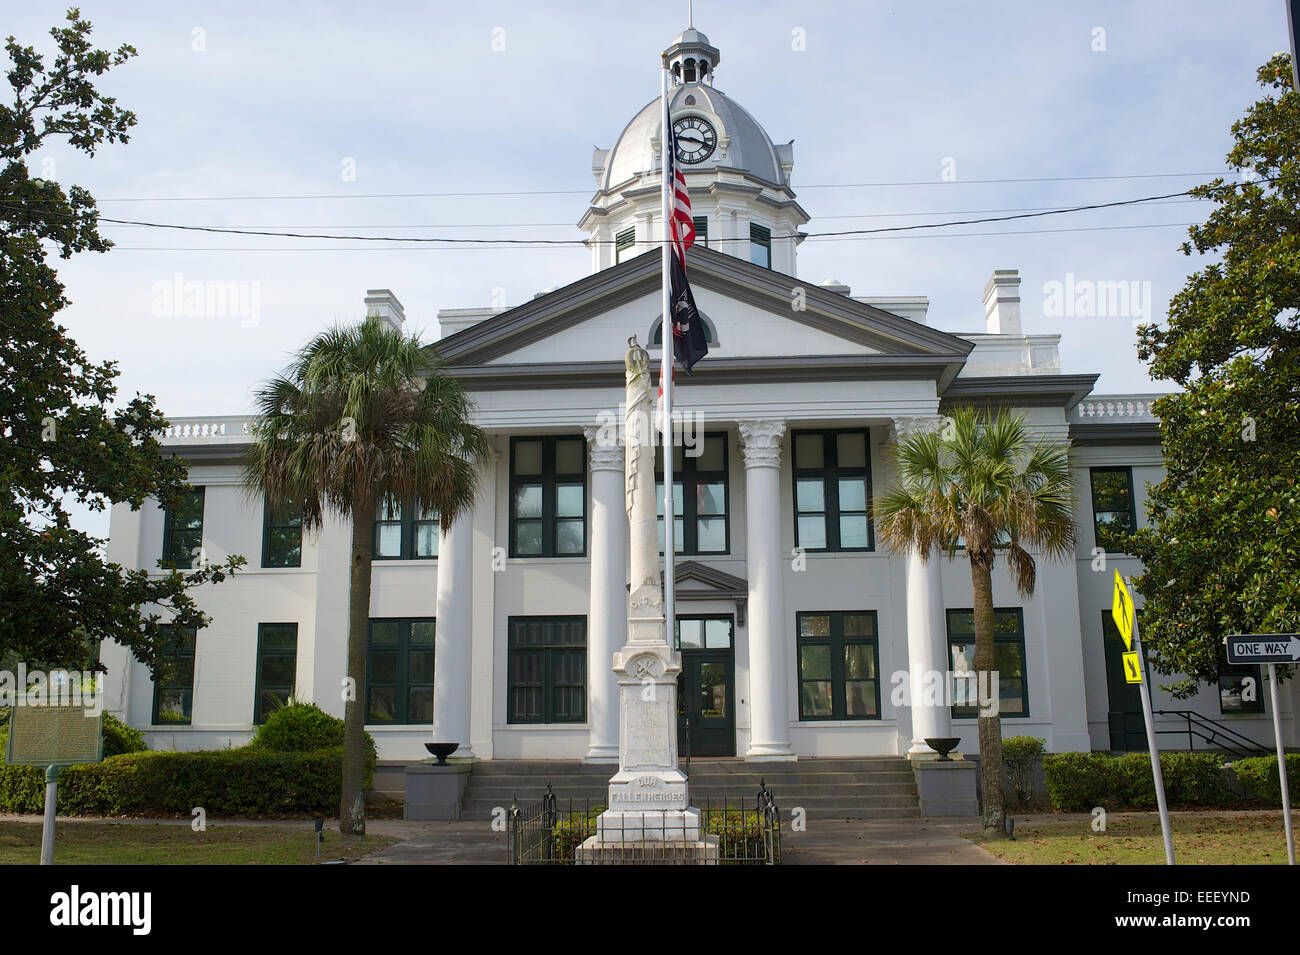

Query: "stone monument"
<box><xmin>577</xmin><ymin>338</ymin><xmax>717</xmax><ymax>862</ymax></box>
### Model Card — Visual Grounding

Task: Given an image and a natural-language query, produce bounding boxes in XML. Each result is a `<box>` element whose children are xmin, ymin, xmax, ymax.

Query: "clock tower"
<box><xmin>579</xmin><ymin>26</ymin><xmax>810</xmax><ymax>276</ymax></box>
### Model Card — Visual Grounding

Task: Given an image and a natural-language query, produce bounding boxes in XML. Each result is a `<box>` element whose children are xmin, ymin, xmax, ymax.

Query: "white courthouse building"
<box><xmin>100</xmin><ymin>27</ymin><xmax>1297</xmax><ymax>765</ymax></box>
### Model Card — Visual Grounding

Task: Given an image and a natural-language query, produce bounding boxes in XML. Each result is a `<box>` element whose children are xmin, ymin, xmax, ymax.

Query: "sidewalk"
<box><xmin>1</xmin><ymin>813</ymin><xmax>1006</xmax><ymax>865</ymax></box>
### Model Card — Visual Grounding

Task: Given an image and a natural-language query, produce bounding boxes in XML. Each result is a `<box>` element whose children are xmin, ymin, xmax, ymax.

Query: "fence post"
<box><xmin>508</xmin><ymin>795</ymin><xmax>519</xmax><ymax>866</ymax></box>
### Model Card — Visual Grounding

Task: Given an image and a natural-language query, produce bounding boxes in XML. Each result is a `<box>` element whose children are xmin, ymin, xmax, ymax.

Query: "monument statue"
<box><xmin>576</xmin><ymin>337</ymin><xmax>715</xmax><ymax>861</ymax></box>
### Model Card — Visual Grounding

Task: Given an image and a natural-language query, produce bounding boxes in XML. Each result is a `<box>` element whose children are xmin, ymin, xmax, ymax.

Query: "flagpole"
<box><xmin>660</xmin><ymin>63</ymin><xmax>676</xmax><ymax>648</ymax></box>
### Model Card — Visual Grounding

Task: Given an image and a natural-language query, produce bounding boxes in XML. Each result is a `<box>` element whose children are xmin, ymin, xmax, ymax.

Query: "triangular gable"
<box><xmin>434</xmin><ymin>245</ymin><xmax>972</xmax><ymax>367</ymax></box>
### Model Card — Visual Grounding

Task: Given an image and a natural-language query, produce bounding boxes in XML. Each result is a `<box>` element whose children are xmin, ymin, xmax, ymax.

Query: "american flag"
<box><xmin>657</xmin><ymin>120</ymin><xmax>710</xmax><ymax>431</ymax></box>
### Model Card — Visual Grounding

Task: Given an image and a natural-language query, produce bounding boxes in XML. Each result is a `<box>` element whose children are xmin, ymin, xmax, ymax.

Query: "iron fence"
<box><xmin>507</xmin><ymin>781</ymin><xmax>781</xmax><ymax>865</ymax></box>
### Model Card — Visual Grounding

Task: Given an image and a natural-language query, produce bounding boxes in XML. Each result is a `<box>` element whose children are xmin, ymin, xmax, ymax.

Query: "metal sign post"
<box><xmin>1267</xmin><ymin>663</ymin><xmax>1295</xmax><ymax>865</ymax></box>
<box><xmin>1114</xmin><ymin>571</ymin><xmax>1174</xmax><ymax>864</ymax></box>
<box><xmin>1226</xmin><ymin>633</ymin><xmax>1299</xmax><ymax>865</ymax></box>
<box><xmin>4</xmin><ymin>705</ymin><xmax>104</xmax><ymax>866</ymax></box>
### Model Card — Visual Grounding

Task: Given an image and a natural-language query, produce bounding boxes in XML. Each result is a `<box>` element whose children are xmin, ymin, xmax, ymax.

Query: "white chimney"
<box><xmin>365</xmin><ymin>289</ymin><xmax>405</xmax><ymax>329</ymax></box>
<box><xmin>983</xmin><ymin>270</ymin><xmax>1022</xmax><ymax>335</ymax></box>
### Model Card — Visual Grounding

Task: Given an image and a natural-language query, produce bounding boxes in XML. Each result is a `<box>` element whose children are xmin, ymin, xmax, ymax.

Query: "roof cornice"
<box><xmin>940</xmin><ymin>373</ymin><xmax>1100</xmax><ymax>410</ymax></box>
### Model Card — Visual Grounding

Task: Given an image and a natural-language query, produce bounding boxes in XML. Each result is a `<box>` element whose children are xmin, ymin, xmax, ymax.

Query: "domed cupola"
<box><xmin>579</xmin><ymin>25</ymin><xmax>810</xmax><ymax>277</ymax></box>
<box><xmin>663</xmin><ymin>27</ymin><xmax>720</xmax><ymax>85</ymax></box>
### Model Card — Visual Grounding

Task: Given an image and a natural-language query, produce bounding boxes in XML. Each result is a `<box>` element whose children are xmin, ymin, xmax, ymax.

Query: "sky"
<box><xmin>8</xmin><ymin>0</ymin><xmax>1293</xmax><ymax>540</ymax></box>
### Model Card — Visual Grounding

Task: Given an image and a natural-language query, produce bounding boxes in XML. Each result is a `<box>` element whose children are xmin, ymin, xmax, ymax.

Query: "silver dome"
<box><xmin>600</xmin><ymin>83</ymin><xmax>785</xmax><ymax>191</ymax></box>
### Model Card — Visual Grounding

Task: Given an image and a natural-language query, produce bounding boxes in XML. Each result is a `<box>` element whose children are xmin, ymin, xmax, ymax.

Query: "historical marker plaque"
<box><xmin>4</xmin><ymin>705</ymin><xmax>103</xmax><ymax>767</ymax></box>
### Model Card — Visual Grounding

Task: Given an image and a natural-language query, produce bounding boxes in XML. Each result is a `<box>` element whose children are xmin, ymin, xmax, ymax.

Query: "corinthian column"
<box><xmin>583</xmin><ymin>425</ymin><xmax>625</xmax><ymax>763</ymax></box>
<box><xmin>738</xmin><ymin>419</ymin><xmax>796</xmax><ymax>761</ymax></box>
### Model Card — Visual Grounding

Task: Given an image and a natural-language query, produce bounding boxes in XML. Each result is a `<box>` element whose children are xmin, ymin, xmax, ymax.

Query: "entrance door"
<box><xmin>674</xmin><ymin>616</ymin><xmax>736</xmax><ymax>758</ymax></box>
<box><xmin>1102</xmin><ymin>612</ymin><xmax>1145</xmax><ymax>751</ymax></box>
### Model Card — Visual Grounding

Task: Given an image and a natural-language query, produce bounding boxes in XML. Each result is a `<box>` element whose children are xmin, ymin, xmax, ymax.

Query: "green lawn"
<box><xmin>0</xmin><ymin>821</ymin><xmax>393</xmax><ymax>865</ymax></box>
<box><xmin>968</xmin><ymin>812</ymin><xmax>1297</xmax><ymax>865</ymax></box>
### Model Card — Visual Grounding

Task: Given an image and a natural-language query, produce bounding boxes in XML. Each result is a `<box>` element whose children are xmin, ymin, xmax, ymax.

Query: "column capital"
<box><xmin>889</xmin><ymin>415</ymin><xmax>948</xmax><ymax>442</ymax></box>
<box><xmin>737</xmin><ymin>419</ymin><xmax>786</xmax><ymax>469</ymax></box>
<box><xmin>583</xmin><ymin>426</ymin><xmax>624</xmax><ymax>472</ymax></box>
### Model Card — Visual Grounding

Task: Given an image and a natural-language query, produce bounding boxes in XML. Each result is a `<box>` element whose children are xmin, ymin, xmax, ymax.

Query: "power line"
<box><xmin>91</xmin><ymin>197</ymin><xmax>1207</xmax><ymax>231</ymax></box>
<box><xmin>103</xmin><ymin>221</ymin><xmax>1201</xmax><ymax>252</ymax></box>
<box><xmin>25</xmin><ymin>170</ymin><xmax>1234</xmax><ymax>204</ymax></box>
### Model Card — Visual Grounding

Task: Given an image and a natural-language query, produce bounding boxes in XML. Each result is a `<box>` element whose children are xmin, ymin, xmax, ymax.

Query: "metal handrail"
<box><xmin>1151</xmin><ymin>709</ymin><xmax>1270</xmax><ymax>759</ymax></box>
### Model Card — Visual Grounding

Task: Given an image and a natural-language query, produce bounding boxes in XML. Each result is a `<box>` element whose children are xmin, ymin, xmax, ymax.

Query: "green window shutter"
<box><xmin>749</xmin><ymin>223</ymin><xmax>771</xmax><ymax>268</ymax></box>
<box><xmin>507</xmin><ymin>616</ymin><xmax>587</xmax><ymax>723</ymax></box>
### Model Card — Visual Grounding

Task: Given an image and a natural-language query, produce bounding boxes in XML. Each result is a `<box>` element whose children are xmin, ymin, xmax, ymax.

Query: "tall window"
<box><xmin>262</xmin><ymin>498</ymin><xmax>303</xmax><ymax>568</ymax></box>
<box><xmin>792</xmin><ymin>430</ymin><xmax>872</xmax><ymax>551</ymax></box>
<box><xmin>947</xmin><ymin>609</ymin><xmax>1029</xmax><ymax>718</ymax></box>
<box><xmin>365</xmin><ymin>618</ymin><xmax>435</xmax><ymax>724</ymax></box>
<box><xmin>1090</xmin><ymin>467</ymin><xmax>1136</xmax><ymax>548</ymax></box>
<box><xmin>1217</xmin><ymin>647</ymin><xmax>1264</xmax><ymax>714</ymax></box>
<box><xmin>152</xmin><ymin>625</ymin><xmax>196</xmax><ymax>725</ymax></box>
<box><xmin>510</xmin><ymin>436</ymin><xmax>586</xmax><ymax>557</ymax></box>
<box><xmin>615</xmin><ymin>227</ymin><xmax>636</xmax><ymax>264</ymax></box>
<box><xmin>162</xmin><ymin>487</ymin><xmax>205</xmax><ymax>568</ymax></box>
<box><xmin>254</xmin><ymin>623</ymin><xmax>298</xmax><ymax>723</ymax></box>
<box><xmin>749</xmin><ymin>223</ymin><xmax>771</xmax><ymax>268</ymax></box>
<box><xmin>693</xmin><ymin>215</ymin><xmax>708</xmax><ymax>248</ymax></box>
<box><xmin>656</xmin><ymin>433</ymin><xmax>729</xmax><ymax>554</ymax></box>
<box><xmin>507</xmin><ymin>616</ymin><xmax>586</xmax><ymax>724</ymax></box>
<box><xmin>373</xmin><ymin>496</ymin><xmax>438</xmax><ymax>560</ymax></box>
<box><xmin>796</xmin><ymin>611</ymin><xmax>880</xmax><ymax>720</ymax></box>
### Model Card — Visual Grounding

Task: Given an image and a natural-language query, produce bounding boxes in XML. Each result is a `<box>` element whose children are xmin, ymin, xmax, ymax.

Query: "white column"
<box><xmin>738</xmin><ymin>419</ymin><xmax>796</xmax><ymax>761</ymax></box>
<box><xmin>583</xmin><ymin>425</ymin><xmax>626</xmax><ymax>763</ymax></box>
<box><xmin>891</xmin><ymin>415</ymin><xmax>952</xmax><ymax>756</ymax></box>
<box><xmin>432</xmin><ymin>506</ymin><xmax>475</xmax><ymax>758</ymax></box>
<box><xmin>905</xmin><ymin>546</ymin><xmax>951</xmax><ymax>754</ymax></box>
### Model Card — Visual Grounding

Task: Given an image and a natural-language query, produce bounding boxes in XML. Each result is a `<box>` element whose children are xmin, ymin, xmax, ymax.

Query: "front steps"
<box><xmin>457</xmin><ymin>757</ymin><xmax>920</xmax><ymax>821</ymax></box>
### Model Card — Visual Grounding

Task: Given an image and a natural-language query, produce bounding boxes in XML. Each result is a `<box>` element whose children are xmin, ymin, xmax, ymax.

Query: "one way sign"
<box><xmin>1226</xmin><ymin>634</ymin><xmax>1300</xmax><ymax>665</ymax></box>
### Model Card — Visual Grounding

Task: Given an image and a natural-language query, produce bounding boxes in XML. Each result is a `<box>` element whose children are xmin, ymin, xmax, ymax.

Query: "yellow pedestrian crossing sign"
<box><xmin>1122</xmin><ymin>650</ymin><xmax>1143</xmax><ymax>684</ymax></box>
<box><xmin>1112</xmin><ymin>571</ymin><xmax>1135</xmax><ymax>650</ymax></box>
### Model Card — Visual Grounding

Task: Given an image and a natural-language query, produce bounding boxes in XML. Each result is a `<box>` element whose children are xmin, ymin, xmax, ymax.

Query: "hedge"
<box><xmin>0</xmin><ymin>745</ymin><xmax>375</xmax><ymax>817</ymax></box>
<box><xmin>1043</xmin><ymin>751</ymin><xmax>1237</xmax><ymax>812</ymax></box>
<box><xmin>1232</xmin><ymin>753</ymin><xmax>1300</xmax><ymax>804</ymax></box>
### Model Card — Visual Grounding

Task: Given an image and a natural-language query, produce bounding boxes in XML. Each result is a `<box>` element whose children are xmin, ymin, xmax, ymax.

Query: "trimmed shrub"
<box><xmin>1042</xmin><ymin>752</ymin><xmax>1119</xmax><ymax>812</ymax></box>
<box><xmin>1233</xmin><ymin>753</ymin><xmax>1300</xmax><ymax>804</ymax></box>
<box><xmin>1044</xmin><ymin>751</ymin><xmax>1238</xmax><ymax>812</ymax></box>
<box><xmin>0</xmin><ymin>747</ymin><xmax>354</xmax><ymax>816</ymax></box>
<box><xmin>249</xmin><ymin>701</ymin><xmax>375</xmax><ymax>789</ymax></box>
<box><xmin>1002</xmin><ymin>736</ymin><xmax>1045</xmax><ymax>809</ymax></box>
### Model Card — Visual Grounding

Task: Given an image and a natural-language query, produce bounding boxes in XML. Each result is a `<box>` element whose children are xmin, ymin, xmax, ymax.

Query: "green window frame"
<box><xmin>1217</xmin><ymin>647</ymin><xmax>1264</xmax><ymax>715</ymax></box>
<box><xmin>749</xmin><ymin>222</ymin><xmax>771</xmax><ymax>268</ymax></box>
<box><xmin>693</xmin><ymin>215</ymin><xmax>708</xmax><ymax>248</ymax></box>
<box><xmin>792</xmin><ymin>430</ymin><xmax>873</xmax><ymax>552</ymax></box>
<box><xmin>151</xmin><ymin>625</ymin><xmax>197</xmax><ymax>725</ymax></box>
<box><xmin>254</xmin><ymin>623</ymin><xmax>298</xmax><ymax>723</ymax></box>
<box><xmin>1090</xmin><ymin>467</ymin><xmax>1136</xmax><ymax>549</ymax></box>
<box><xmin>262</xmin><ymin>498</ymin><xmax>304</xmax><ymax>568</ymax></box>
<box><xmin>373</xmin><ymin>496</ymin><xmax>439</xmax><ymax>560</ymax></box>
<box><xmin>946</xmin><ymin>608</ymin><xmax>1030</xmax><ymax>719</ymax></box>
<box><xmin>656</xmin><ymin>432</ymin><xmax>729</xmax><ymax>555</ymax></box>
<box><xmin>365</xmin><ymin>618</ymin><xmax>436</xmax><ymax>725</ymax></box>
<box><xmin>507</xmin><ymin>616</ymin><xmax>587</xmax><ymax>724</ymax></box>
<box><xmin>615</xmin><ymin>227</ymin><xmax>636</xmax><ymax>264</ymax></box>
<box><xmin>796</xmin><ymin>611</ymin><xmax>880</xmax><ymax>720</ymax></box>
<box><xmin>162</xmin><ymin>487</ymin><xmax>205</xmax><ymax>568</ymax></box>
<box><xmin>509</xmin><ymin>436</ymin><xmax>586</xmax><ymax>558</ymax></box>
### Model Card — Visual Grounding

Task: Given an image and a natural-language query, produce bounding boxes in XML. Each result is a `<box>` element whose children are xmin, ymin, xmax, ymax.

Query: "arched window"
<box><xmin>651</xmin><ymin>313</ymin><xmax>717</xmax><ymax>347</ymax></box>
<box><xmin>684</xmin><ymin>58</ymin><xmax>697</xmax><ymax>83</ymax></box>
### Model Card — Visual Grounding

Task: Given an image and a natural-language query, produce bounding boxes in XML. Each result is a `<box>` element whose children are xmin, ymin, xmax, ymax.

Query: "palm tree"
<box><xmin>874</xmin><ymin>407</ymin><xmax>1075</xmax><ymax>831</ymax></box>
<box><xmin>244</xmin><ymin>318</ymin><xmax>488</xmax><ymax>834</ymax></box>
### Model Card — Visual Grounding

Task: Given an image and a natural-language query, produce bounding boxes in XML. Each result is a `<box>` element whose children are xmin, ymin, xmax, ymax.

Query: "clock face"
<box><xmin>672</xmin><ymin>116</ymin><xmax>717</xmax><ymax>164</ymax></box>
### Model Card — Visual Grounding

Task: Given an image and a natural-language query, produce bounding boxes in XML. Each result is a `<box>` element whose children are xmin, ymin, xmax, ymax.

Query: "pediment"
<box><xmin>434</xmin><ymin>246</ymin><xmax>972</xmax><ymax>371</ymax></box>
<box><xmin>674</xmin><ymin>561</ymin><xmax>747</xmax><ymax>598</ymax></box>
